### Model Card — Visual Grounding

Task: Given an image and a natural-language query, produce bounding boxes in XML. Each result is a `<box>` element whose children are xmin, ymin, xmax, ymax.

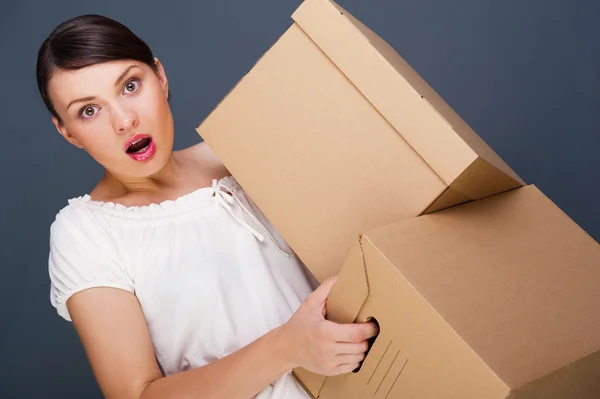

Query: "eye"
<box><xmin>123</xmin><ymin>78</ymin><xmax>141</xmax><ymax>94</ymax></box>
<box><xmin>79</xmin><ymin>105</ymin><xmax>100</xmax><ymax>120</ymax></box>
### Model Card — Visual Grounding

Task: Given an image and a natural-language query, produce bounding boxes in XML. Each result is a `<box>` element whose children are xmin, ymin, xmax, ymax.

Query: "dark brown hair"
<box><xmin>37</xmin><ymin>14</ymin><xmax>167</xmax><ymax>125</ymax></box>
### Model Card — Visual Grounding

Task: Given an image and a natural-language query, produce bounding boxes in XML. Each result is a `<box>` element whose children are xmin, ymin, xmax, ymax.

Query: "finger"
<box><xmin>335</xmin><ymin>362</ymin><xmax>362</xmax><ymax>375</ymax></box>
<box><xmin>334</xmin><ymin>341</ymin><xmax>370</xmax><ymax>355</ymax></box>
<box><xmin>307</xmin><ymin>276</ymin><xmax>338</xmax><ymax>308</ymax></box>
<box><xmin>335</xmin><ymin>353</ymin><xmax>366</xmax><ymax>364</ymax></box>
<box><xmin>327</xmin><ymin>320</ymin><xmax>379</xmax><ymax>343</ymax></box>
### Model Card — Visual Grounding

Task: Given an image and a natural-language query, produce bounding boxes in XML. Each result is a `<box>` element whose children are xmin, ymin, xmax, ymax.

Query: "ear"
<box><xmin>52</xmin><ymin>117</ymin><xmax>83</xmax><ymax>149</ymax></box>
<box><xmin>154</xmin><ymin>57</ymin><xmax>169</xmax><ymax>99</ymax></box>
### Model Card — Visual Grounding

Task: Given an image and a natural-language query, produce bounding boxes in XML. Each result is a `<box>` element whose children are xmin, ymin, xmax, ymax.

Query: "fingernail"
<box><xmin>370</xmin><ymin>322</ymin><xmax>379</xmax><ymax>334</ymax></box>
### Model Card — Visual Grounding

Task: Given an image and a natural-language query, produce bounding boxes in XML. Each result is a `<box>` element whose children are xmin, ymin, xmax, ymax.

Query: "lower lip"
<box><xmin>127</xmin><ymin>140</ymin><xmax>157</xmax><ymax>162</ymax></box>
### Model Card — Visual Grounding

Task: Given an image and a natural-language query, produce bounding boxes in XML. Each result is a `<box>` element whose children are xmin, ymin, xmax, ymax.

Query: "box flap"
<box><xmin>292</xmin><ymin>235</ymin><xmax>370</xmax><ymax>398</ymax></box>
<box><xmin>292</xmin><ymin>0</ymin><xmax>524</xmax><ymax>190</ymax></box>
<box><xmin>325</xmin><ymin>234</ymin><xmax>370</xmax><ymax>324</ymax></box>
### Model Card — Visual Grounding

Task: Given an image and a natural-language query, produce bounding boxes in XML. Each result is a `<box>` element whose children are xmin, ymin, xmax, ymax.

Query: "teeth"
<box><xmin>127</xmin><ymin>137</ymin><xmax>151</xmax><ymax>154</ymax></box>
<box><xmin>129</xmin><ymin>138</ymin><xmax>144</xmax><ymax>149</ymax></box>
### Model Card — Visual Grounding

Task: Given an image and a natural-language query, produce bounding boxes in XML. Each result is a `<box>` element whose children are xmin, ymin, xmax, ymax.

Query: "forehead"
<box><xmin>48</xmin><ymin>60</ymin><xmax>149</xmax><ymax>110</ymax></box>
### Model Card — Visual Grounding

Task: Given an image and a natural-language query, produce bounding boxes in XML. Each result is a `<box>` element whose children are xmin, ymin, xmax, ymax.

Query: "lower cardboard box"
<box><xmin>293</xmin><ymin>185</ymin><xmax>600</xmax><ymax>399</ymax></box>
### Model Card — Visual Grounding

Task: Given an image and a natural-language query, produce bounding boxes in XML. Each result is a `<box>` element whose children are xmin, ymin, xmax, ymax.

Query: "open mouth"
<box><xmin>126</xmin><ymin>137</ymin><xmax>152</xmax><ymax>154</ymax></box>
<box><xmin>124</xmin><ymin>135</ymin><xmax>157</xmax><ymax>162</ymax></box>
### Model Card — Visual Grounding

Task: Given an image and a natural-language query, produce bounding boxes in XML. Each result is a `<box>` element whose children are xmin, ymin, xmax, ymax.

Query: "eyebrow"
<box><xmin>114</xmin><ymin>65</ymin><xmax>139</xmax><ymax>88</ymax></box>
<box><xmin>66</xmin><ymin>64</ymin><xmax>140</xmax><ymax>111</ymax></box>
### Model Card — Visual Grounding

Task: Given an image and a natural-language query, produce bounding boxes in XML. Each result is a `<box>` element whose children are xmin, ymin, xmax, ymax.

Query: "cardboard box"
<box><xmin>196</xmin><ymin>0</ymin><xmax>525</xmax><ymax>282</ymax></box>
<box><xmin>294</xmin><ymin>185</ymin><xmax>600</xmax><ymax>399</ymax></box>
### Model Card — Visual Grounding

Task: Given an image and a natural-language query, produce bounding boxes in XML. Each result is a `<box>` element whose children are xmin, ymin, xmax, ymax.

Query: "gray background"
<box><xmin>1</xmin><ymin>0</ymin><xmax>598</xmax><ymax>397</ymax></box>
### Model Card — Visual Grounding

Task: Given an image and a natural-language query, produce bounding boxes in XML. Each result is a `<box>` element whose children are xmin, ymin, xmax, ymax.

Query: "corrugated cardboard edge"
<box><xmin>292</xmin><ymin>0</ymin><xmax>525</xmax><ymax>188</ymax></box>
<box><xmin>293</xmin><ymin>234</ymin><xmax>371</xmax><ymax>398</ymax></box>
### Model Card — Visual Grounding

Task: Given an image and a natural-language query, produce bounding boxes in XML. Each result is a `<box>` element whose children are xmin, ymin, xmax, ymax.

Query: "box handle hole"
<box><xmin>353</xmin><ymin>316</ymin><xmax>380</xmax><ymax>373</ymax></box>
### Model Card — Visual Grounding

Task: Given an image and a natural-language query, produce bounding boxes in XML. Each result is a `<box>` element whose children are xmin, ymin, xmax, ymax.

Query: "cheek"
<box><xmin>71</xmin><ymin>123</ymin><xmax>120</xmax><ymax>160</ymax></box>
<box><xmin>139</xmin><ymin>86</ymin><xmax>173</xmax><ymax>135</ymax></box>
<box><xmin>86</xmin><ymin>138</ymin><xmax>121</xmax><ymax>161</ymax></box>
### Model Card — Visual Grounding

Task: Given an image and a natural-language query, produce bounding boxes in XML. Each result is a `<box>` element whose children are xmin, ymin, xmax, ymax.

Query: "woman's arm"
<box><xmin>68</xmin><ymin>278</ymin><xmax>376</xmax><ymax>399</ymax></box>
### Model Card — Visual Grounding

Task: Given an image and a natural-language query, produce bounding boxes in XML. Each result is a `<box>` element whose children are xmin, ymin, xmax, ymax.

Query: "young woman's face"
<box><xmin>48</xmin><ymin>59</ymin><xmax>174</xmax><ymax>178</ymax></box>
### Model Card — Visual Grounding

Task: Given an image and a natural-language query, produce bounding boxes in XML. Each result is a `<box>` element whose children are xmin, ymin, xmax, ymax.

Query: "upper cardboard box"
<box><xmin>197</xmin><ymin>0</ymin><xmax>525</xmax><ymax>281</ymax></box>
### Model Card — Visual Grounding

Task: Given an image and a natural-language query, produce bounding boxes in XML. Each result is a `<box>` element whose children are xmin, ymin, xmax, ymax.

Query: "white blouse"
<box><xmin>48</xmin><ymin>175</ymin><xmax>316</xmax><ymax>398</ymax></box>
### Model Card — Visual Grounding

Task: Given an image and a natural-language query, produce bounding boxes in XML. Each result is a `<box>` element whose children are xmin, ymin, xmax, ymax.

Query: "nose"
<box><xmin>112</xmin><ymin>104</ymin><xmax>138</xmax><ymax>134</ymax></box>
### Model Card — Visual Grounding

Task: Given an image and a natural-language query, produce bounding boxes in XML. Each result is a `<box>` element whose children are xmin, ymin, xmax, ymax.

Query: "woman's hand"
<box><xmin>278</xmin><ymin>277</ymin><xmax>378</xmax><ymax>376</ymax></box>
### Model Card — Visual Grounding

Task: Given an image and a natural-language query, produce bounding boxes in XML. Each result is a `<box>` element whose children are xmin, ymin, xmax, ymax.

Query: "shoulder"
<box><xmin>48</xmin><ymin>203</ymin><xmax>134</xmax><ymax>321</ymax></box>
<box><xmin>179</xmin><ymin>141</ymin><xmax>230</xmax><ymax>178</ymax></box>
<box><xmin>50</xmin><ymin>202</ymin><xmax>108</xmax><ymax>246</ymax></box>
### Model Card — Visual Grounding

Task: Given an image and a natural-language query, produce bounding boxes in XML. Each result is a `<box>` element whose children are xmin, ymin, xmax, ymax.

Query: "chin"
<box><xmin>145</xmin><ymin>142</ymin><xmax>175</xmax><ymax>174</ymax></box>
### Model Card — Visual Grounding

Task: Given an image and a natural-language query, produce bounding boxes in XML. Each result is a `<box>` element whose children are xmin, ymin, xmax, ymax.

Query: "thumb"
<box><xmin>308</xmin><ymin>276</ymin><xmax>338</xmax><ymax>308</ymax></box>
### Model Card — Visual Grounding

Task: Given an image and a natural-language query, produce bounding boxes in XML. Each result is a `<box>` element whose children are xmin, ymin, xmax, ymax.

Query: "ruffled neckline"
<box><xmin>67</xmin><ymin>175</ymin><xmax>237</xmax><ymax>215</ymax></box>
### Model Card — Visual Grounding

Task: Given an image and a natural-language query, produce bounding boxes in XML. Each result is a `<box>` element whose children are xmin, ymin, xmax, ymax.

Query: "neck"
<box><xmin>103</xmin><ymin>152</ymin><xmax>184</xmax><ymax>195</ymax></box>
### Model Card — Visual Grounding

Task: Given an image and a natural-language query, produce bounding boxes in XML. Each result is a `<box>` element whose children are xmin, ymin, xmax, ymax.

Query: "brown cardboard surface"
<box><xmin>292</xmin><ymin>0</ymin><xmax>523</xmax><ymax>187</ymax></box>
<box><xmin>196</xmin><ymin>0</ymin><xmax>524</xmax><ymax>282</ymax></box>
<box><xmin>297</xmin><ymin>185</ymin><xmax>600</xmax><ymax>398</ymax></box>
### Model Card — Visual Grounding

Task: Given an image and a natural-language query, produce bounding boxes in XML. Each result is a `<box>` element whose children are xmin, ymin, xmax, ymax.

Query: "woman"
<box><xmin>38</xmin><ymin>14</ymin><xmax>377</xmax><ymax>399</ymax></box>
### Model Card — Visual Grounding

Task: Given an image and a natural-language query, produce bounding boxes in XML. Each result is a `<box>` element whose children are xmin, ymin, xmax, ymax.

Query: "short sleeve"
<box><xmin>48</xmin><ymin>205</ymin><xmax>134</xmax><ymax>321</ymax></box>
